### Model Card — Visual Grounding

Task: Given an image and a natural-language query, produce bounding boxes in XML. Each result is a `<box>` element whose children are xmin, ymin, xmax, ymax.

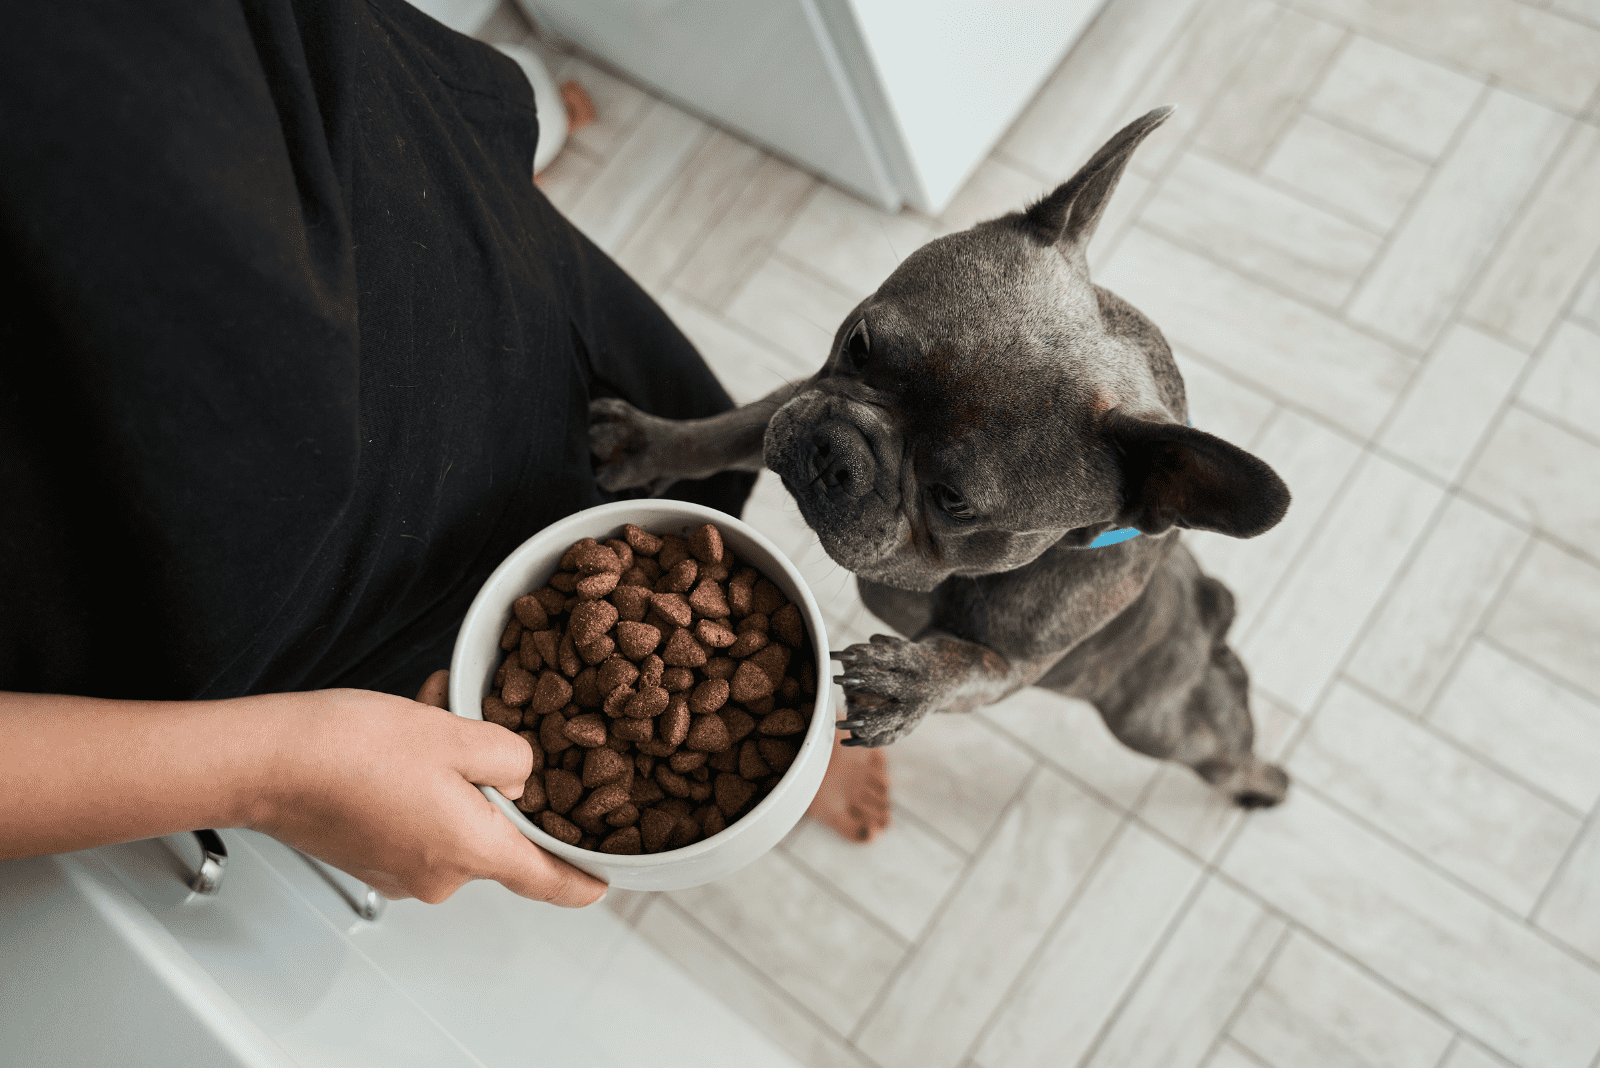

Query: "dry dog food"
<box><xmin>485</xmin><ymin>522</ymin><xmax>817</xmax><ymax>854</ymax></box>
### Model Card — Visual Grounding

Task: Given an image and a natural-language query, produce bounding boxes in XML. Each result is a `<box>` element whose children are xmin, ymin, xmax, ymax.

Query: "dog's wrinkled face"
<box><xmin>764</xmin><ymin>107</ymin><xmax>1289</xmax><ymax>593</ymax></box>
<box><xmin>765</xmin><ymin>226</ymin><xmax>1154</xmax><ymax>591</ymax></box>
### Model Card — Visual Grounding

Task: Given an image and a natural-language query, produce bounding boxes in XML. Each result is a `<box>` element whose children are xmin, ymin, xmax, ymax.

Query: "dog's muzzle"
<box><xmin>805</xmin><ymin>420</ymin><xmax>875</xmax><ymax>502</ymax></box>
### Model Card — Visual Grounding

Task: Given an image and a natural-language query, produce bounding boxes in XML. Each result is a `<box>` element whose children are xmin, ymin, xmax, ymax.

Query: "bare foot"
<box><xmin>806</xmin><ymin>729</ymin><xmax>891</xmax><ymax>843</ymax></box>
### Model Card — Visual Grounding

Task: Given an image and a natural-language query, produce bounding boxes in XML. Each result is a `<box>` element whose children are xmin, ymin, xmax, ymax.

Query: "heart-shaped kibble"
<box><xmin>662</xmin><ymin>666</ymin><xmax>695</xmax><ymax>692</ymax></box>
<box><xmin>688</xmin><ymin>677</ymin><xmax>729</xmax><ymax>716</ymax></box>
<box><xmin>568</xmin><ymin>599</ymin><xmax>617</xmax><ymax>646</ymax></box>
<box><xmin>544</xmin><ymin>768</ymin><xmax>582</xmax><ymax>814</ymax></box>
<box><xmin>662</xmin><ymin>627</ymin><xmax>708</xmax><ymax>667</ymax></box>
<box><xmin>640</xmin><ymin>808</ymin><xmax>675</xmax><ymax>852</ymax></box>
<box><xmin>622</xmin><ymin>523</ymin><xmax>663</xmax><ymax>556</ymax></box>
<box><xmin>583</xmin><ymin>747</ymin><xmax>630</xmax><ymax>788</ymax></box>
<box><xmin>739</xmin><ymin>740</ymin><xmax>772</xmax><ymax>780</ymax></box>
<box><xmin>513</xmin><ymin>594</ymin><xmax>549</xmax><ymax>630</ymax></box>
<box><xmin>572</xmin><ymin>782</ymin><xmax>630</xmax><ymax>822</ymax></box>
<box><xmin>615</xmin><ymin>621</ymin><xmax>662</xmax><ymax>660</ymax></box>
<box><xmin>539</xmin><ymin>811</ymin><xmax>582</xmax><ymax>845</ymax></box>
<box><xmin>688</xmin><ymin>579</ymin><xmax>730</xmax><ymax>620</ymax></box>
<box><xmin>723</xmin><ymin>706</ymin><xmax>756</xmax><ymax>743</ymax></box>
<box><xmin>660</xmin><ymin>557</ymin><xmax>697</xmax><ymax>593</ymax></box>
<box><xmin>625</xmin><ymin>684</ymin><xmax>670</xmax><ymax>719</ymax></box>
<box><xmin>729</xmin><ymin>660</ymin><xmax>776</xmax><ymax>703</ymax></box>
<box><xmin>758</xmin><ymin>708</ymin><xmax>807</xmax><ymax>737</ymax></box>
<box><xmin>576</xmin><ymin>571</ymin><xmax>619</xmax><ymax>600</ymax></box>
<box><xmin>668</xmin><ymin>749</ymin><xmax>708</xmax><ymax>773</ymax></box>
<box><xmin>599</xmin><ymin>826</ymin><xmax>643</xmax><ymax>854</ymax></box>
<box><xmin>514</xmin><ymin>770</ymin><xmax>548</xmax><ymax>813</ymax></box>
<box><xmin>686</xmin><ymin>712</ymin><xmax>731</xmax><ymax>753</ymax></box>
<box><xmin>482</xmin><ymin>695</ymin><xmax>521</xmax><ymax>730</ymax></box>
<box><xmin>610</xmin><ymin>584</ymin><xmax>650</xmax><ymax>622</ymax></box>
<box><xmin>528</xmin><ymin>670</ymin><xmax>573</xmax><ymax>716</ymax></box>
<box><xmin>688</xmin><ymin>522</ymin><xmax>723</xmax><ymax>565</ymax></box>
<box><xmin>573</xmin><ymin>542</ymin><xmax>622</xmax><ymax>575</ymax></box>
<box><xmin>597</xmin><ymin>654</ymin><xmax>639</xmax><ymax>696</ymax></box>
<box><xmin>650</xmin><ymin>591</ymin><xmax>693</xmax><ymax>628</ymax></box>
<box><xmin>727</xmin><ymin>629</ymin><xmax>767</xmax><ymax>658</ymax></box>
<box><xmin>563</xmin><ymin>713</ymin><xmax>608</xmax><ymax>748</ymax></box>
<box><xmin>660</xmin><ymin>694</ymin><xmax>691</xmax><ymax>746</ymax></box>
<box><xmin>714</xmin><ymin>772</ymin><xmax>757</xmax><ymax>818</ymax></box>
<box><xmin>611</xmin><ymin>716</ymin><xmax>654</xmax><ymax>743</ymax></box>
<box><xmin>694</xmin><ymin>618</ymin><xmax>736</xmax><ymax>649</ymax></box>
<box><xmin>500</xmin><ymin>665</ymin><xmax>536</xmax><ymax>706</ymax></box>
<box><xmin>605</xmin><ymin>802</ymin><xmax>640</xmax><ymax>828</ymax></box>
<box><xmin>772</xmin><ymin>602</ymin><xmax>805</xmax><ymax>646</ymax></box>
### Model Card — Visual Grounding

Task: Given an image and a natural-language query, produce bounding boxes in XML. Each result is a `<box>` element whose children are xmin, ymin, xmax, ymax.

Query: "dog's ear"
<box><xmin>1023</xmin><ymin>106</ymin><xmax>1173</xmax><ymax>256</ymax></box>
<box><xmin>1103</xmin><ymin>410</ymin><xmax>1290</xmax><ymax>538</ymax></box>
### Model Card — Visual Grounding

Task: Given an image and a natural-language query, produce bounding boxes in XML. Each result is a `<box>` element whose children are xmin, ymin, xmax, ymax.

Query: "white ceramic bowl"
<box><xmin>448</xmin><ymin>500</ymin><xmax>832</xmax><ymax>891</ymax></box>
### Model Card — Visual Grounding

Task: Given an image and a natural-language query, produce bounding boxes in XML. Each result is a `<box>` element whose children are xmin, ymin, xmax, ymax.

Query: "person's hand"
<box><xmin>249</xmin><ymin>670</ymin><xmax>606</xmax><ymax>907</ymax></box>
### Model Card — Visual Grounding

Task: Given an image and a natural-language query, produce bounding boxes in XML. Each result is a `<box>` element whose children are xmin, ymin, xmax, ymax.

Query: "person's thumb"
<box><xmin>415</xmin><ymin>669</ymin><xmax>450</xmax><ymax>709</ymax></box>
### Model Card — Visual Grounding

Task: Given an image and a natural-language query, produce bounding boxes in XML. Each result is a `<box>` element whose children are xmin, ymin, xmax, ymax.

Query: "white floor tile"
<box><xmin>1347</xmin><ymin>89</ymin><xmax>1568</xmax><ymax>351</ymax></box>
<box><xmin>1294</xmin><ymin>0</ymin><xmax>1600</xmax><ymax>111</ymax></box>
<box><xmin>1344</xmin><ymin>494</ymin><xmax>1529</xmax><ymax>714</ymax></box>
<box><xmin>1288</xmin><ymin>683</ymin><xmax>1580</xmax><ymax>913</ymax></box>
<box><xmin>1081</xmin><ymin>877</ymin><xmax>1286</xmax><ymax>1068</ymax></box>
<box><xmin>1101</xmin><ymin>228</ymin><xmax>1416</xmax><ymax>437</ymax></box>
<box><xmin>1483</xmin><ymin>539</ymin><xmax>1600</xmax><ymax>702</ymax></box>
<box><xmin>1463</xmin><ymin>406</ymin><xmax>1600</xmax><ymax>559</ymax></box>
<box><xmin>1517</xmin><ymin>319</ymin><xmax>1600</xmax><ymax>438</ymax></box>
<box><xmin>884</xmin><ymin>710</ymin><xmax>1037</xmax><ymax>853</ymax></box>
<box><xmin>564</xmin><ymin>100</ymin><xmax>709</xmax><ymax>254</ymax></box>
<box><xmin>1305</xmin><ymin>35</ymin><xmax>1480</xmax><ymax>159</ymax></box>
<box><xmin>1534</xmin><ymin>814</ymin><xmax>1600</xmax><ymax>963</ymax></box>
<box><xmin>783</xmin><ymin>806</ymin><xmax>966</xmax><ymax>943</ymax></box>
<box><xmin>1463</xmin><ymin>122</ymin><xmax>1600</xmax><ymax>349</ymax></box>
<box><xmin>1142</xmin><ymin>152</ymin><xmax>1381</xmax><ymax>306</ymax></box>
<box><xmin>979</xmin><ymin>686</ymin><xmax>1162</xmax><ymax>811</ymax></box>
<box><xmin>672</xmin><ymin>155</ymin><xmax>818</xmax><ymax>311</ymax></box>
<box><xmin>974</xmin><ymin>824</ymin><xmax>1205</xmax><ymax>1068</ymax></box>
<box><xmin>934</xmin><ymin>156</ymin><xmax>1052</xmax><ymax>235</ymax></box>
<box><xmin>1431</xmin><ymin>640</ymin><xmax>1600</xmax><ymax>815</ymax></box>
<box><xmin>1192</xmin><ymin>5</ymin><xmax>1346</xmax><ymax>171</ymax></box>
<box><xmin>1377</xmin><ymin>324</ymin><xmax>1526</xmax><ymax>482</ymax></box>
<box><xmin>1241</xmin><ymin>454</ymin><xmax>1444</xmax><ymax>711</ymax></box>
<box><xmin>1260</xmin><ymin>113</ymin><xmax>1430</xmax><ymax>233</ymax></box>
<box><xmin>1230</xmin><ymin>931</ymin><xmax>1454</xmax><ymax>1068</ymax></box>
<box><xmin>724</xmin><ymin>255</ymin><xmax>860</xmax><ymax>367</ymax></box>
<box><xmin>655</xmin><ymin>292</ymin><xmax>814</xmax><ymax>406</ymax></box>
<box><xmin>1439</xmin><ymin>1041</ymin><xmax>1517</xmax><ymax>1068</ymax></box>
<box><xmin>776</xmin><ymin>185</ymin><xmax>934</xmax><ymax>299</ymax></box>
<box><xmin>1570</xmin><ymin>261</ymin><xmax>1600</xmax><ymax>328</ymax></box>
<box><xmin>855</xmin><ymin>768</ymin><xmax>1122</xmax><ymax>1068</ymax></box>
<box><xmin>667</xmin><ymin>849</ymin><xmax>905</xmax><ymax>1035</ymax></box>
<box><xmin>1172</xmin><ymin>353</ymin><xmax>1277</xmax><ymax>447</ymax></box>
<box><xmin>1221</xmin><ymin>789</ymin><xmax>1600</xmax><ymax>1068</ymax></box>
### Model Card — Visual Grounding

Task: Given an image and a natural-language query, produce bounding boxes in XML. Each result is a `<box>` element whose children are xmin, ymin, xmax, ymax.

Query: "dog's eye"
<box><xmin>931</xmin><ymin>484</ymin><xmax>976</xmax><ymax>522</ymax></box>
<box><xmin>842</xmin><ymin>319</ymin><xmax>870</xmax><ymax>373</ymax></box>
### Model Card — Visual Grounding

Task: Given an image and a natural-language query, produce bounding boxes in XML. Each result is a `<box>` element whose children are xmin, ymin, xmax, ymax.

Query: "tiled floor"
<box><xmin>487</xmin><ymin>2</ymin><xmax>1600</xmax><ymax>1066</ymax></box>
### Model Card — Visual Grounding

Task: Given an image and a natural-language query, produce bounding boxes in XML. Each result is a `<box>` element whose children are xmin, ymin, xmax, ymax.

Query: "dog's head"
<box><xmin>764</xmin><ymin>108</ymin><xmax>1290</xmax><ymax>592</ymax></box>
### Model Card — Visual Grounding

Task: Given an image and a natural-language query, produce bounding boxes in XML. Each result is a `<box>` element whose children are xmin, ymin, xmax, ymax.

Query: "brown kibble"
<box><xmin>514</xmin><ymin>595</ymin><xmax>550</xmax><ymax>631</ymax></box>
<box><xmin>549</xmin><ymin>571</ymin><xmax>577</xmax><ymax>594</ymax></box>
<box><xmin>656</xmin><ymin>765</ymin><xmax>693</xmax><ymax>798</ymax></box>
<box><xmin>605</xmin><ymin>802</ymin><xmax>640</xmax><ymax>827</ymax></box>
<box><xmin>727</xmin><ymin>629</ymin><xmax>768</xmax><ymax>658</ymax></box>
<box><xmin>737</xmin><ymin>613</ymin><xmax>769</xmax><ymax>634</ymax></box>
<box><xmin>660</xmin><ymin>694</ymin><xmax>691</xmax><ymax>746</ymax></box>
<box><xmin>723</xmin><ymin>705</ymin><xmax>756</xmax><ymax>743</ymax></box>
<box><xmin>662</xmin><ymin>627</ymin><xmax>708</xmax><ymax>667</ymax></box>
<box><xmin>779</xmin><ymin>677</ymin><xmax>801</xmax><ymax>702</ymax></box>
<box><xmin>494</xmin><ymin>660</ymin><xmax>512</xmax><ymax>689</ymax></box>
<box><xmin>625</xmin><ymin>684</ymin><xmax>670</xmax><ymax>719</ymax></box>
<box><xmin>700</xmin><ymin>558</ymin><xmax>732</xmax><ymax>584</ymax></box>
<box><xmin>707</xmin><ymin>748</ymin><xmax>740</xmax><ymax>773</ymax></box>
<box><xmin>563</xmin><ymin>713</ymin><xmax>608</xmax><ymax>748</ymax></box>
<box><xmin>611</xmin><ymin>716</ymin><xmax>654</xmax><ymax>743</ymax></box>
<box><xmin>730</xmin><ymin>660</ymin><xmax>777</xmax><ymax>702</ymax></box>
<box><xmin>636</xmin><ymin>738</ymin><xmax>676</xmax><ymax>757</ymax></box>
<box><xmin>500</xmin><ymin>617</ymin><xmax>523</xmax><ymax>652</ymax></box>
<box><xmin>604</xmin><ymin>538</ymin><xmax>634</xmax><ymax>571</ymax></box>
<box><xmin>739</xmin><ymin>740</ymin><xmax>772</xmax><ymax>780</ymax></box>
<box><xmin>623</xmin><ymin>523</ymin><xmax>663</xmax><ymax>556</ymax></box>
<box><xmin>650</xmin><ymin>592</ymin><xmax>693</xmax><ymax>628</ymax></box>
<box><xmin>568</xmin><ymin>599</ymin><xmax>618</xmax><ymax>646</ymax></box>
<box><xmin>688</xmin><ymin>579</ymin><xmax>730</xmax><ymax>619</ymax></box>
<box><xmin>481</xmin><ymin>695</ymin><xmax>522</xmax><ymax>731</ymax></box>
<box><xmin>583</xmin><ymin>747</ymin><xmax>630</xmax><ymax>788</ymax></box>
<box><xmin>659</xmin><ymin>798</ymin><xmax>694</xmax><ymax>818</ymax></box>
<box><xmin>642</xmin><ymin>608</ymin><xmax>674</xmax><ymax>636</ymax></box>
<box><xmin>759</xmin><ymin>708</ymin><xmax>807</xmax><ymax>736</ymax></box>
<box><xmin>742</xmin><ymin>695</ymin><xmax>775</xmax><ymax>717</ymax></box>
<box><xmin>750</xmin><ymin>642</ymin><xmax>792</xmax><ymax>682</ymax></box>
<box><xmin>727</xmin><ymin>568</ymin><xmax>758</xmax><ymax>615</ymax></box>
<box><xmin>610</xmin><ymin>584</ymin><xmax>650</xmax><ymax>622</ymax></box>
<box><xmin>715</xmin><ymin>773</ymin><xmax>758</xmax><ymax>818</ymax></box>
<box><xmin>517</xmin><ymin>727</ymin><xmax>544</xmax><ymax>763</ymax></box>
<box><xmin>703</xmin><ymin>657</ymin><xmax>737</xmax><ymax>680</ymax></box>
<box><xmin>687</xmin><ymin>523</ymin><xmax>724</xmax><ymax>565</ymax></box>
<box><xmin>690</xmin><ymin>765</ymin><xmax>711</xmax><ymax>783</ymax></box>
<box><xmin>599</xmin><ymin>826</ymin><xmax>642</xmax><ymax>855</ymax></box>
<box><xmin>631</xmin><ymin>776</ymin><xmax>666</xmax><ymax>807</ymax></box>
<box><xmin>695</xmin><ymin>618</ymin><xmax>736</xmax><ymax>649</ymax></box>
<box><xmin>519</xmin><ymin>630</ymin><xmax>544</xmax><ymax>672</ymax></box>
<box><xmin>602</xmin><ymin>684</ymin><xmax>634</xmax><ymax>718</ymax></box>
<box><xmin>539</xmin><ymin>811</ymin><xmax>582</xmax><ymax>845</ymax></box>
<box><xmin>558</xmin><ymin>633</ymin><xmax>582</xmax><ymax>677</ymax></box>
<box><xmin>640</xmin><ymin>808</ymin><xmax>674</xmax><ymax>852</ymax></box>
<box><xmin>772</xmin><ymin>602</ymin><xmax>805</xmax><ymax>646</ymax></box>
<box><xmin>687</xmin><ymin>713</ymin><xmax>731</xmax><ymax>753</ymax></box>
<box><xmin>619</xmin><ymin>565</ymin><xmax>653</xmax><ymax>588</ymax></box>
<box><xmin>657</xmin><ymin>534</ymin><xmax>691</xmax><ymax>570</ymax></box>
<box><xmin>532</xmin><ymin>587</ymin><xmax>568</xmax><ymax>615</ymax></box>
<box><xmin>514</xmin><ymin>770</ymin><xmax>548</xmax><ymax>814</ymax></box>
<box><xmin>662</xmin><ymin>666</ymin><xmax>695</xmax><ymax>692</ymax></box>
<box><xmin>531</xmin><ymin>629</ymin><xmax>560</xmax><ymax>669</ymax></box>
<box><xmin>666</xmin><ymin>814</ymin><xmax>699</xmax><ymax>849</ymax></box>
<box><xmin>702</xmin><ymin>807</ymin><xmax>727</xmax><ymax>837</ymax></box>
<box><xmin>500</xmin><ymin>665</ymin><xmax>536</xmax><ymax>706</ymax></box>
<box><xmin>659</xmin><ymin>557</ymin><xmax>697</xmax><ymax>593</ymax></box>
<box><xmin>572</xmin><ymin>809</ymin><xmax>611</xmax><ymax>838</ymax></box>
<box><xmin>572</xmin><ymin>782</ymin><xmax>629</xmax><ymax>822</ymax></box>
<box><xmin>560</xmin><ymin>744</ymin><xmax>585</xmax><ymax>773</ymax></box>
<box><xmin>751</xmin><ymin>579</ymin><xmax>785</xmax><ymax>616</ymax></box>
<box><xmin>576</xmin><ymin>633</ymin><xmax>615</xmax><ymax>666</ymax></box>
<box><xmin>800</xmin><ymin>660</ymin><xmax>816</xmax><ymax>695</ymax></box>
<box><xmin>598</xmin><ymin>655</ymin><xmax>639</xmax><ymax>696</ymax></box>
<box><xmin>634</xmin><ymin>557</ymin><xmax>662</xmax><ymax>583</ymax></box>
<box><xmin>544</xmin><ymin>768</ymin><xmax>582</xmax><ymax>814</ymax></box>
<box><xmin>688</xmin><ymin>677</ymin><xmax>729</xmax><ymax>716</ymax></box>
<box><xmin>615</xmin><ymin>621</ymin><xmax>662</xmax><ymax>660</ymax></box>
<box><xmin>560</xmin><ymin>539</ymin><xmax>593</xmax><ymax>571</ymax></box>
<box><xmin>688</xmin><ymin>778</ymin><xmax>713</xmax><ymax>802</ymax></box>
<box><xmin>668</xmin><ymin>750</ymin><xmax>708</xmax><ymax>773</ymax></box>
<box><xmin>540</xmin><ymin>710</ymin><xmax>573</xmax><ymax>754</ymax></box>
<box><xmin>528</xmin><ymin>670</ymin><xmax>573</xmax><ymax>716</ymax></box>
<box><xmin>573</xmin><ymin>542</ymin><xmax>622</xmax><ymax>575</ymax></box>
<box><xmin>635</xmin><ymin>753</ymin><xmax>655</xmax><ymax>778</ymax></box>
<box><xmin>605</xmin><ymin>732</ymin><xmax>633</xmax><ymax>754</ymax></box>
<box><xmin>571</xmin><ymin>666</ymin><xmax>602</xmax><ymax>707</ymax></box>
<box><xmin>638</xmin><ymin>654</ymin><xmax>664</xmax><ymax>689</ymax></box>
<box><xmin>576</xmin><ymin>571</ymin><xmax>620</xmax><ymax>600</ymax></box>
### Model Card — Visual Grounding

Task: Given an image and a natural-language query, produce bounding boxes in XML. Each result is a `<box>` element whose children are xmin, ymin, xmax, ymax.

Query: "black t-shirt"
<box><xmin>0</xmin><ymin>0</ymin><xmax>750</xmax><ymax>700</ymax></box>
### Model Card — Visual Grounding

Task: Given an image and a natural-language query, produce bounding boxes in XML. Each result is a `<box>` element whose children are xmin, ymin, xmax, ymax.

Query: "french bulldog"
<box><xmin>589</xmin><ymin>107</ymin><xmax>1292</xmax><ymax>806</ymax></box>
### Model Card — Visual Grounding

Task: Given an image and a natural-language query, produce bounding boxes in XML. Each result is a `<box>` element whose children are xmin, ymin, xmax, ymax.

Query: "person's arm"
<box><xmin>0</xmin><ymin>671</ymin><xmax>605</xmax><ymax>907</ymax></box>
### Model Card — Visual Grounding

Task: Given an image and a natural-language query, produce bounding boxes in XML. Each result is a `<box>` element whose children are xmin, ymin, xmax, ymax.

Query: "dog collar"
<box><xmin>1082</xmin><ymin>415</ymin><xmax>1193</xmax><ymax>548</ymax></box>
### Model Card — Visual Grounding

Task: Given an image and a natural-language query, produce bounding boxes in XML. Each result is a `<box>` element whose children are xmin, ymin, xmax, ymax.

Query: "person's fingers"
<box><xmin>415</xmin><ymin>669</ymin><xmax>450</xmax><ymax>709</ymax></box>
<box><xmin>454</xmin><ymin>717</ymin><xmax>536</xmax><ymax>798</ymax></box>
<box><xmin>481</xmin><ymin>821</ymin><xmax>607</xmax><ymax>907</ymax></box>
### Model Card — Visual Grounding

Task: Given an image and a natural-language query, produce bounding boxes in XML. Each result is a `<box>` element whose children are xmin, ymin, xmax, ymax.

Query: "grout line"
<box><xmin>1478</xmin><ymin>628</ymin><xmax>1600</xmax><ymax>712</ymax></box>
<box><xmin>1220</xmin><ymin>1036</ymin><xmax>1279</xmax><ymax>1068</ymax></box>
<box><xmin>1302</xmin><ymin>104</ymin><xmax>1445</xmax><ymax>166</ymax></box>
<box><xmin>1529</xmin><ymin>791</ymin><xmax>1597</xmax><ymax>930</ymax></box>
<box><xmin>1433</xmin><ymin>1036</ymin><xmax>1462</xmax><ymax>1068</ymax></box>
<box><xmin>1194</xmin><ymin>923</ymin><xmax>1296</xmax><ymax>1068</ymax></box>
<box><xmin>772</xmin><ymin>839</ymin><xmax>915</xmax><ymax>951</ymax></box>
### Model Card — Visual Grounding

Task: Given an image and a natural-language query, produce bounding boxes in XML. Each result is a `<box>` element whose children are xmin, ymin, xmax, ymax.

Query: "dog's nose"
<box><xmin>808</xmin><ymin>421</ymin><xmax>874</xmax><ymax>502</ymax></box>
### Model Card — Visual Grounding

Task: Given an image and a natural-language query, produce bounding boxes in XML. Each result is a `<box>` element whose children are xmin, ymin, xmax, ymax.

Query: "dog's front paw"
<box><xmin>589</xmin><ymin>397</ymin><xmax>680</xmax><ymax>494</ymax></box>
<box><xmin>833</xmin><ymin>635</ymin><xmax>947</xmax><ymax>747</ymax></box>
